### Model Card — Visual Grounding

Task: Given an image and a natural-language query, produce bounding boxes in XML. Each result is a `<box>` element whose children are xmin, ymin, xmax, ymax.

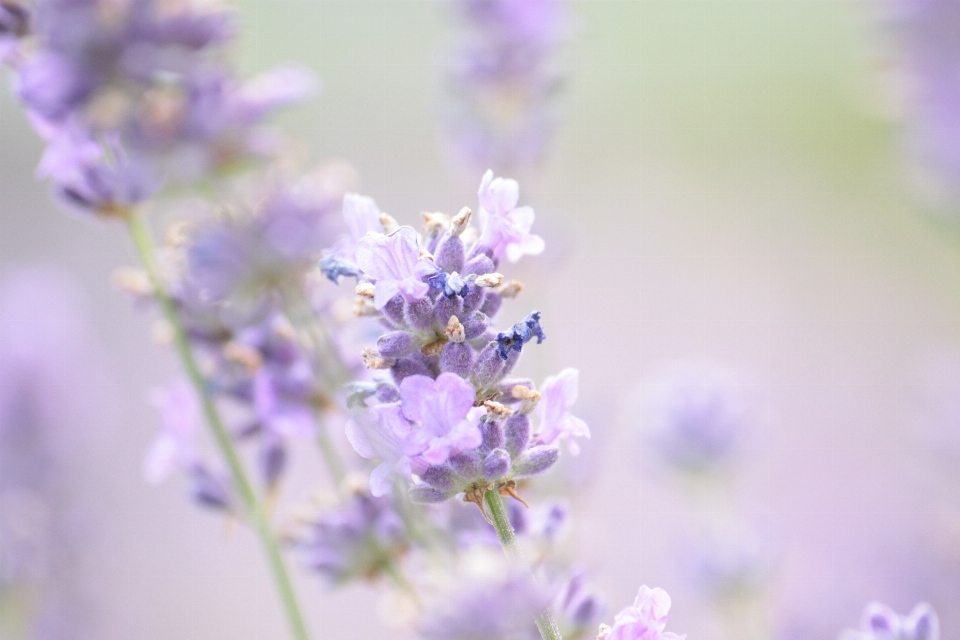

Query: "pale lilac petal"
<box><xmin>343</xmin><ymin>193</ymin><xmax>382</xmax><ymax>241</ymax></box>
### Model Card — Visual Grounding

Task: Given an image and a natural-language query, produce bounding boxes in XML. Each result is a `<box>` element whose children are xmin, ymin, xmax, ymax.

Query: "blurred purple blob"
<box><xmin>441</xmin><ymin>0</ymin><xmax>571</xmax><ymax>174</ymax></box>
<box><xmin>419</xmin><ymin>571</ymin><xmax>547</xmax><ymax>640</ymax></box>
<box><xmin>4</xmin><ymin>0</ymin><xmax>315</xmax><ymax>216</ymax></box>
<box><xmin>639</xmin><ymin>363</ymin><xmax>752</xmax><ymax>472</ymax></box>
<box><xmin>301</xmin><ymin>488</ymin><xmax>408</xmax><ymax>585</ymax></box>
<box><xmin>894</xmin><ymin>0</ymin><xmax>960</xmax><ymax>209</ymax></box>
<box><xmin>0</xmin><ymin>266</ymin><xmax>98</xmax><ymax>638</ymax></box>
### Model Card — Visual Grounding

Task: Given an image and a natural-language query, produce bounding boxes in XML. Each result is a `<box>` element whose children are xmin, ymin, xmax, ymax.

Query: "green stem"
<box><xmin>483</xmin><ymin>490</ymin><xmax>563</xmax><ymax>640</ymax></box>
<box><xmin>126</xmin><ymin>214</ymin><xmax>312</xmax><ymax>640</ymax></box>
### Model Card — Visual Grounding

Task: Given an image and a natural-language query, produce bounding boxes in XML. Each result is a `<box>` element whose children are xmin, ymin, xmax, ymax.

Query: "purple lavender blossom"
<box><xmin>321</xmin><ymin>192</ymin><xmax>385</xmax><ymax>283</ymax></box>
<box><xmin>840</xmin><ymin>602</ymin><xmax>939</xmax><ymax>640</ymax></box>
<box><xmin>534</xmin><ymin>367</ymin><xmax>588</xmax><ymax>454</ymax></box>
<box><xmin>4</xmin><ymin>0</ymin><xmax>313</xmax><ymax>216</ymax></box>
<box><xmin>476</xmin><ymin>170</ymin><xmax>544</xmax><ymax>263</ymax></box>
<box><xmin>400</xmin><ymin>373</ymin><xmax>483</xmax><ymax>464</ymax></box>
<box><xmin>441</xmin><ymin>0</ymin><xmax>570</xmax><ymax>174</ymax></box>
<box><xmin>301</xmin><ymin>488</ymin><xmax>408</xmax><ymax>585</ymax></box>
<box><xmin>356</xmin><ymin>227</ymin><xmax>436</xmax><ymax>309</ymax></box>
<box><xmin>346</xmin><ymin>403</ymin><xmax>428</xmax><ymax>497</ymax></box>
<box><xmin>327</xmin><ymin>174</ymin><xmax>589</xmax><ymax>504</ymax></box>
<box><xmin>598</xmin><ymin>586</ymin><xmax>686</xmax><ymax>640</ymax></box>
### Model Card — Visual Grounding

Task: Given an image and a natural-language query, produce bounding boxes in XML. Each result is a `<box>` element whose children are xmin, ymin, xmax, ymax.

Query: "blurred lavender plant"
<box><xmin>839</xmin><ymin>602</ymin><xmax>939</xmax><ymax>640</ymax></box>
<box><xmin>2</xmin><ymin>1</ymin><xmax>684</xmax><ymax>638</ymax></box>
<box><xmin>440</xmin><ymin>0</ymin><xmax>571</xmax><ymax>175</ymax></box>
<box><xmin>2</xmin><ymin>0</ymin><xmax>312</xmax><ymax>216</ymax></box>
<box><xmin>0</xmin><ymin>268</ymin><xmax>97</xmax><ymax>639</ymax></box>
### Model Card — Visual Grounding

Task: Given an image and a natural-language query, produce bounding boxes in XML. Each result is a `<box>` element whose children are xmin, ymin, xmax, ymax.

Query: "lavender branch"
<box><xmin>126</xmin><ymin>213</ymin><xmax>312</xmax><ymax>640</ymax></box>
<box><xmin>484</xmin><ymin>489</ymin><xmax>563</xmax><ymax>640</ymax></box>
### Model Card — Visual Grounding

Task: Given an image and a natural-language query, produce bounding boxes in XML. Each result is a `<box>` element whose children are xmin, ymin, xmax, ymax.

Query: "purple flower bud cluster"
<box><xmin>840</xmin><ymin>602</ymin><xmax>939</xmax><ymax>640</ymax></box>
<box><xmin>329</xmin><ymin>171</ymin><xmax>587</xmax><ymax>502</ymax></box>
<box><xmin>300</xmin><ymin>487</ymin><xmax>409</xmax><ymax>585</ymax></box>
<box><xmin>442</xmin><ymin>0</ymin><xmax>570</xmax><ymax>173</ymax></box>
<box><xmin>597</xmin><ymin>586</ymin><xmax>686</xmax><ymax>640</ymax></box>
<box><xmin>2</xmin><ymin>0</ymin><xmax>313</xmax><ymax>216</ymax></box>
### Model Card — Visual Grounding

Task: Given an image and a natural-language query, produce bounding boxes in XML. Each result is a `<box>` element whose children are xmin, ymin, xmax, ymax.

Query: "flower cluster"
<box><xmin>330</xmin><ymin>171</ymin><xmax>587</xmax><ymax>512</ymax></box>
<box><xmin>597</xmin><ymin>586</ymin><xmax>686</xmax><ymax>640</ymax></box>
<box><xmin>2</xmin><ymin>0</ymin><xmax>312</xmax><ymax>216</ymax></box>
<box><xmin>299</xmin><ymin>486</ymin><xmax>409</xmax><ymax>585</ymax></box>
<box><xmin>127</xmin><ymin>169</ymin><xmax>353</xmax><ymax>497</ymax></box>
<box><xmin>840</xmin><ymin>602</ymin><xmax>939</xmax><ymax>640</ymax></box>
<box><xmin>442</xmin><ymin>0</ymin><xmax>570</xmax><ymax>173</ymax></box>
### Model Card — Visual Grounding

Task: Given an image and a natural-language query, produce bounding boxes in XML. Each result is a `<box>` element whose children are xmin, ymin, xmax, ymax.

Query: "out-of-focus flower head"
<box><xmin>839</xmin><ymin>602</ymin><xmax>939</xmax><ymax>640</ymax></box>
<box><xmin>597</xmin><ymin>586</ymin><xmax>686</xmax><ymax>640</ymax></box>
<box><xmin>442</xmin><ymin>0</ymin><xmax>571</xmax><ymax>174</ymax></box>
<box><xmin>640</xmin><ymin>363</ymin><xmax>752</xmax><ymax>473</ymax></box>
<box><xmin>418</xmin><ymin>567</ymin><xmax>548</xmax><ymax>640</ymax></box>
<box><xmin>300</xmin><ymin>485</ymin><xmax>409</xmax><ymax>585</ymax></box>
<box><xmin>328</xmin><ymin>172</ymin><xmax>585</xmax><ymax>508</ymax></box>
<box><xmin>4</xmin><ymin>0</ymin><xmax>314</xmax><ymax>216</ymax></box>
<box><xmin>188</xmin><ymin>164</ymin><xmax>353</xmax><ymax>305</ymax></box>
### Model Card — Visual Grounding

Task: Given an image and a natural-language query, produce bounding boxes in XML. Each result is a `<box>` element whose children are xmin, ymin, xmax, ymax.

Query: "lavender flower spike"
<box><xmin>840</xmin><ymin>602</ymin><xmax>939</xmax><ymax>640</ymax></box>
<box><xmin>598</xmin><ymin>586</ymin><xmax>686</xmax><ymax>640</ymax></box>
<box><xmin>476</xmin><ymin>170</ymin><xmax>545</xmax><ymax>262</ymax></box>
<box><xmin>536</xmin><ymin>367</ymin><xmax>589</xmax><ymax>454</ymax></box>
<box><xmin>355</xmin><ymin>227</ymin><xmax>435</xmax><ymax>309</ymax></box>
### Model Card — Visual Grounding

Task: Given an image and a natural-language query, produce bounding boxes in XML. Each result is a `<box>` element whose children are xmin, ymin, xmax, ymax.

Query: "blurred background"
<box><xmin>3</xmin><ymin>0</ymin><xmax>960</xmax><ymax>638</ymax></box>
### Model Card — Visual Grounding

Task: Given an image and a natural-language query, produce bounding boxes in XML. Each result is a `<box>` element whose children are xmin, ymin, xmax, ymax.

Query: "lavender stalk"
<box><xmin>126</xmin><ymin>213</ymin><xmax>311</xmax><ymax>640</ymax></box>
<box><xmin>484</xmin><ymin>488</ymin><xmax>563</xmax><ymax>640</ymax></box>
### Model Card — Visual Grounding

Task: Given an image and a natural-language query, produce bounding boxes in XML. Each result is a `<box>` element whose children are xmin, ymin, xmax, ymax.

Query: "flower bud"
<box><xmin>504</xmin><ymin>414</ymin><xmax>531</xmax><ymax>457</ymax></box>
<box><xmin>377</xmin><ymin>331</ymin><xmax>415</xmax><ymax>358</ymax></box>
<box><xmin>440</xmin><ymin>341</ymin><xmax>473</xmax><ymax>378</ymax></box>
<box><xmin>480</xmin><ymin>291</ymin><xmax>502</xmax><ymax>317</ymax></box>
<box><xmin>382</xmin><ymin>294</ymin><xmax>406</xmax><ymax>326</ymax></box>
<box><xmin>405</xmin><ymin>297</ymin><xmax>435</xmax><ymax>332</ymax></box>
<box><xmin>472</xmin><ymin>342</ymin><xmax>505</xmax><ymax>388</ymax></box>
<box><xmin>479</xmin><ymin>419</ymin><xmax>505</xmax><ymax>453</ymax></box>
<box><xmin>259</xmin><ymin>433</ymin><xmax>287</xmax><ymax>487</ymax></box>
<box><xmin>434</xmin><ymin>235</ymin><xmax>465</xmax><ymax>274</ymax></box>
<box><xmin>449</xmin><ymin>451</ymin><xmax>482</xmax><ymax>479</ymax></box>
<box><xmin>483</xmin><ymin>448</ymin><xmax>511</xmax><ymax>481</ymax></box>
<box><xmin>422</xmin><ymin>465</ymin><xmax>458</xmax><ymax>491</ymax></box>
<box><xmin>464</xmin><ymin>254</ymin><xmax>494</xmax><ymax>276</ymax></box>
<box><xmin>409</xmin><ymin>484</ymin><xmax>451</xmax><ymax>504</ymax></box>
<box><xmin>512</xmin><ymin>445</ymin><xmax>559</xmax><ymax>477</ymax></box>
